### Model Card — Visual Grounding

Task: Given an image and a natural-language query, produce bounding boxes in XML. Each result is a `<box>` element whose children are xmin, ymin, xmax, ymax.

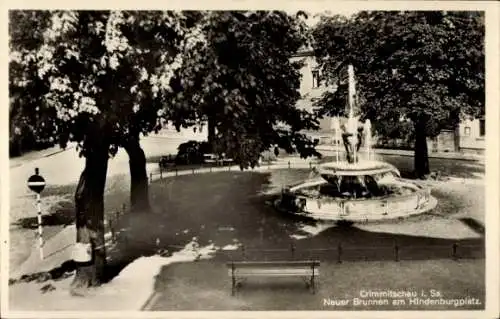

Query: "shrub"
<box><xmin>175</xmin><ymin>140</ymin><xmax>212</xmax><ymax>165</ymax></box>
<box><xmin>260</xmin><ymin>150</ymin><xmax>277</xmax><ymax>162</ymax></box>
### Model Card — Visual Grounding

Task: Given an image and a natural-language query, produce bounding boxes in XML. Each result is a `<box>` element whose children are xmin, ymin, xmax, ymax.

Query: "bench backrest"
<box><xmin>227</xmin><ymin>260</ymin><xmax>320</xmax><ymax>277</ymax></box>
<box><xmin>228</xmin><ymin>260</ymin><xmax>320</xmax><ymax>268</ymax></box>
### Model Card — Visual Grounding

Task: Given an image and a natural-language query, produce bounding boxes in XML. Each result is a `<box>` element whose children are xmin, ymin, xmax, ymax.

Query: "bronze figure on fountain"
<box><xmin>341</xmin><ymin>124</ymin><xmax>364</xmax><ymax>164</ymax></box>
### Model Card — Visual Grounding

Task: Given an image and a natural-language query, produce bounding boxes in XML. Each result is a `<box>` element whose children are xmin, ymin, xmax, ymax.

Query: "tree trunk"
<box><xmin>414</xmin><ymin>119</ymin><xmax>430</xmax><ymax>178</ymax></box>
<box><xmin>71</xmin><ymin>138</ymin><xmax>110</xmax><ymax>293</ymax></box>
<box><xmin>454</xmin><ymin>124</ymin><xmax>460</xmax><ymax>152</ymax></box>
<box><xmin>124</xmin><ymin>135</ymin><xmax>151</xmax><ymax>213</ymax></box>
<box><xmin>207</xmin><ymin>116</ymin><xmax>216</xmax><ymax>147</ymax></box>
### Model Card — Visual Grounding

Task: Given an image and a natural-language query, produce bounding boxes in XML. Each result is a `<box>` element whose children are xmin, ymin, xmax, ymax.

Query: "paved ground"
<box><xmin>146</xmin><ymin>259</ymin><xmax>485</xmax><ymax>311</ymax></box>
<box><xmin>9</xmin><ymin>144</ymin><xmax>76</xmax><ymax>169</ymax></box>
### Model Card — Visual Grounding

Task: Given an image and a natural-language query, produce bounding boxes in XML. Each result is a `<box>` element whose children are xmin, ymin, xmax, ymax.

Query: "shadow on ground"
<box><xmin>458</xmin><ymin>218</ymin><xmax>485</xmax><ymax>235</ymax></box>
<box><xmin>14</xmin><ymin>174</ymin><xmax>131</xmax><ymax>230</ymax></box>
<box><xmin>14</xmin><ymin>201</ymin><xmax>74</xmax><ymax>229</ymax></box>
<box><xmin>9</xmin><ymin>260</ymin><xmax>77</xmax><ymax>286</ymax></box>
<box><xmin>101</xmin><ymin>170</ymin><xmax>484</xmax><ymax>284</ymax></box>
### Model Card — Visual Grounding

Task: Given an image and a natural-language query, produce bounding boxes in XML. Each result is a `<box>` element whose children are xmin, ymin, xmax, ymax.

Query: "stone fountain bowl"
<box><xmin>277</xmin><ymin>163</ymin><xmax>438</xmax><ymax>222</ymax></box>
<box><xmin>317</xmin><ymin>160</ymin><xmax>401</xmax><ymax>177</ymax></box>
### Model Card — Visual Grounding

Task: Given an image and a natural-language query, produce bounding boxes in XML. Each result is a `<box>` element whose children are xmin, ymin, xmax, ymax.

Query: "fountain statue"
<box><xmin>275</xmin><ymin>65</ymin><xmax>437</xmax><ymax>222</ymax></box>
<box><xmin>340</xmin><ymin>124</ymin><xmax>364</xmax><ymax>163</ymax></box>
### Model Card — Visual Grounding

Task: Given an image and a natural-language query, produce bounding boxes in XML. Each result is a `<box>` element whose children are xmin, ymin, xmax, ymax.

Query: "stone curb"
<box><xmin>148</xmin><ymin>161</ymin><xmax>316</xmax><ymax>183</ymax></box>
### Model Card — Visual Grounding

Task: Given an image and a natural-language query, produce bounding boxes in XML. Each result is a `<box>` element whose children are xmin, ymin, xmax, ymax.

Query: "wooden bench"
<box><xmin>204</xmin><ymin>153</ymin><xmax>234</xmax><ymax>165</ymax></box>
<box><xmin>227</xmin><ymin>260</ymin><xmax>320</xmax><ymax>295</ymax></box>
<box><xmin>203</xmin><ymin>153</ymin><xmax>218</xmax><ymax>163</ymax></box>
<box><xmin>159</xmin><ymin>155</ymin><xmax>175</xmax><ymax>169</ymax></box>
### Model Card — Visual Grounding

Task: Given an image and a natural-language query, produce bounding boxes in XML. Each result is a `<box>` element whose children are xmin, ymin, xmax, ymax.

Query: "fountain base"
<box><xmin>274</xmin><ymin>160</ymin><xmax>438</xmax><ymax>222</ymax></box>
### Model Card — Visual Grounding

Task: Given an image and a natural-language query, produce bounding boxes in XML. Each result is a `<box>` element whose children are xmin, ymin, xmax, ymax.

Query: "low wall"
<box><xmin>298</xmin><ymin>186</ymin><xmax>434</xmax><ymax>222</ymax></box>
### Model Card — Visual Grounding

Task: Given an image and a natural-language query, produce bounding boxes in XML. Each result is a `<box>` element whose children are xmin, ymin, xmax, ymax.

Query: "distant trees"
<box><xmin>312</xmin><ymin>11</ymin><xmax>484</xmax><ymax>177</ymax></box>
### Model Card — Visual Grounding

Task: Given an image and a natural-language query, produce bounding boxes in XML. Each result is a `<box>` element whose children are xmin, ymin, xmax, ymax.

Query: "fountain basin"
<box><xmin>277</xmin><ymin>173</ymin><xmax>438</xmax><ymax>222</ymax></box>
<box><xmin>318</xmin><ymin>160</ymin><xmax>400</xmax><ymax>178</ymax></box>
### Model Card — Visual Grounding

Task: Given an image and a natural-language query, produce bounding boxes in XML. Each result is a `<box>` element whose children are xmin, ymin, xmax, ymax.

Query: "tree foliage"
<box><xmin>9</xmin><ymin>10</ymin><xmax>204</xmax><ymax>288</ymax></box>
<box><xmin>9</xmin><ymin>11</ymin><xmax>56</xmax><ymax>155</ymax></box>
<box><xmin>172</xmin><ymin>11</ymin><xmax>320</xmax><ymax>169</ymax></box>
<box><xmin>31</xmin><ymin>11</ymin><xmax>203</xmax><ymax>154</ymax></box>
<box><xmin>312</xmin><ymin>11</ymin><xmax>484</xmax><ymax>176</ymax></box>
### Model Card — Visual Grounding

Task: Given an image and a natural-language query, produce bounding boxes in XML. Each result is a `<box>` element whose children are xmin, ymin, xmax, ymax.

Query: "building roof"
<box><xmin>291</xmin><ymin>42</ymin><xmax>314</xmax><ymax>57</ymax></box>
<box><xmin>291</xmin><ymin>49</ymin><xmax>314</xmax><ymax>58</ymax></box>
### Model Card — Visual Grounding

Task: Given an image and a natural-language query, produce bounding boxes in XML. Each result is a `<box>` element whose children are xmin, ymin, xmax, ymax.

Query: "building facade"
<box><xmin>290</xmin><ymin>51</ymin><xmax>343</xmax><ymax>145</ymax></box>
<box><xmin>456</xmin><ymin>118</ymin><xmax>485</xmax><ymax>154</ymax></box>
<box><xmin>290</xmin><ymin>51</ymin><xmax>334</xmax><ymax>131</ymax></box>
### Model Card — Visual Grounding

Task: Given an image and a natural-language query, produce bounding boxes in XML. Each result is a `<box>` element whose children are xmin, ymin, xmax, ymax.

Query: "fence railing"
<box><xmin>147</xmin><ymin>159</ymin><xmax>318</xmax><ymax>184</ymax></box>
<box><xmin>218</xmin><ymin>241</ymin><xmax>484</xmax><ymax>263</ymax></box>
<box><xmin>103</xmin><ymin>238</ymin><xmax>484</xmax><ymax>263</ymax></box>
<box><xmin>103</xmin><ymin>203</ymin><xmax>128</xmax><ymax>244</ymax></box>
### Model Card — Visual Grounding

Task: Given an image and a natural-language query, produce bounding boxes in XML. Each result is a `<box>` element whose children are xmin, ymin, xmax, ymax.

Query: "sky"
<box><xmin>285</xmin><ymin>9</ymin><xmax>360</xmax><ymax>26</ymax></box>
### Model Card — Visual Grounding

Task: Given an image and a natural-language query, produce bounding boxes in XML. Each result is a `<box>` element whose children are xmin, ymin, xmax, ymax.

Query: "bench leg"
<box><xmin>304</xmin><ymin>278</ymin><xmax>310</xmax><ymax>288</ymax></box>
<box><xmin>310</xmin><ymin>276</ymin><xmax>316</xmax><ymax>294</ymax></box>
<box><xmin>232</xmin><ymin>276</ymin><xmax>236</xmax><ymax>296</ymax></box>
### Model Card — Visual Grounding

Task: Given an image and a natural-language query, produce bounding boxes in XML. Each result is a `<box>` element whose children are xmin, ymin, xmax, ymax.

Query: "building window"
<box><xmin>312</xmin><ymin>70</ymin><xmax>320</xmax><ymax>88</ymax></box>
<box><xmin>464</xmin><ymin>126</ymin><xmax>471</xmax><ymax>137</ymax></box>
<box><xmin>479</xmin><ymin>119</ymin><xmax>485</xmax><ymax>137</ymax></box>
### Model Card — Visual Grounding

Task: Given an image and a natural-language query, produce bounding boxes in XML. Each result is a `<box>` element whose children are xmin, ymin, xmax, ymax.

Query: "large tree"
<box><xmin>312</xmin><ymin>11</ymin><xmax>484</xmax><ymax>177</ymax></box>
<box><xmin>172</xmin><ymin>11</ymin><xmax>320</xmax><ymax>168</ymax></box>
<box><xmin>9</xmin><ymin>11</ymin><xmax>57</xmax><ymax>156</ymax></box>
<box><xmin>10</xmin><ymin>10</ymin><xmax>200</xmax><ymax>290</ymax></box>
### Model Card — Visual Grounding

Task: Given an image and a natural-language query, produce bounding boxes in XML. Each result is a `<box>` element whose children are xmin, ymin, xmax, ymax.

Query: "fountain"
<box><xmin>276</xmin><ymin>65</ymin><xmax>437</xmax><ymax>222</ymax></box>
